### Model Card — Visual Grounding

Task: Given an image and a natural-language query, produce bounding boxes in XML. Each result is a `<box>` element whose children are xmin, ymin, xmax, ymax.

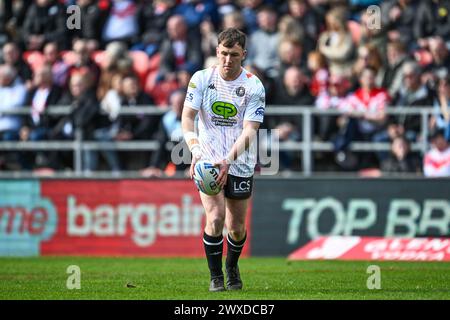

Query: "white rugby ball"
<box><xmin>193</xmin><ymin>160</ymin><xmax>221</xmax><ymax>196</ymax></box>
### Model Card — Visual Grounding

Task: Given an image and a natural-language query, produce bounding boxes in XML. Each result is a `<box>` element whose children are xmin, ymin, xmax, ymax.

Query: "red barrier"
<box><xmin>288</xmin><ymin>236</ymin><xmax>450</xmax><ymax>261</ymax></box>
<box><xmin>39</xmin><ymin>180</ymin><xmax>251</xmax><ymax>257</ymax></box>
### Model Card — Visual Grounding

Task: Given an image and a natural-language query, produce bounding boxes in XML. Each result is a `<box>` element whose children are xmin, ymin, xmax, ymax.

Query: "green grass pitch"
<box><xmin>1</xmin><ymin>257</ymin><xmax>449</xmax><ymax>300</ymax></box>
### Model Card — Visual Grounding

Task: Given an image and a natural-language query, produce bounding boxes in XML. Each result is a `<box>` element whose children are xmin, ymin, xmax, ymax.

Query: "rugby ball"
<box><xmin>193</xmin><ymin>160</ymin><xmax>221</xmax><ymax>196</ymax></box>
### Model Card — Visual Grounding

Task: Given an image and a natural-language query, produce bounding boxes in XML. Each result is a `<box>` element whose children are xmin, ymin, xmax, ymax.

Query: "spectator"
<box><xmin>382</xmin><ymin>40</ymin><xmax>409</xmax><ymax>97</ymax></box>
<box><xmin>307</xmin><ymin>50</ymin><xmax>329</xmax><ymax>97</ymax></box>
<box><xmin>117</xmin><ymin>74</ymin><xmax>157</xmax><ymax>141</ymax></box>
<box><xmin>0</xmin><ymin>64</ymin><xmax>27</xmax><ymax>141</ymax></box>
<box><xmin>317</xmin><ymin>7</ymin><xmax>355</xmax><ymax>78</ymax></box>
<box><xmin>346</xmin><ymin>67</ymin><xmax>390</xmax><ymax>140</ymax></box>
<box><xmin>380</xmin><ymin>0</ymin><xmax>418</xmax><ymax>46</ymax></box>
<box><xmin>372</xmin><ymin>61</ymin><xmax>434</xmax><ymax>161</ymax></box>
<box><xmin>271</xmin><ymin>66</ymin><xmax>314</xmax><ymax>108</ymax></box>
<box><xmin>423</xmin><ymin>129</ymin><xmax>450</xmax><ymax>177</ymax></box>
<box><xmin>22</xmin><ymin>0</ymin><xmax>68</xmax><ymax>51</ymax></box>
<box><xmin>69</xmin><ymin>38</ymin><xmax>101</xmax><ymax>88</ymax></box>
<box><xmin>431</xmin><ymin>74</ymin><xmax>450</xmax><ymax>141</ymax></box>
<box><xmin>287</xmin><ymin>0</ymin><xmax>322</xmax><ymax>54</ymax></box>
<box><xmin>0</xmin><ymin>0</ymin><xmax>32</xmax><ymax>44</ymax></box>
<box><xmin>269</xmin><ymin>66</ymin><xmax>314</xmax><ymax>169</ymax></box>
<box><xmin>222</xmin><ymin>10</ymin><xmax>247</xmax><ymax>33</ymax></box>
<box><xmin>352</xmin><ymin>44</ymin><xmax>385</xmax><ymax>88</ymax></box>
<box><xmin>315</xmin><ymin>73</ymin><xmax>351</xmax><ymax>142</ymax></box>
<box><xmin>277</xmin><ymin>38</ymin><xmax>305</xmax><ymax>79</ymax></box>
<box><xmin>381</xmin><ymin>135</ymin><xmax>421</xmax><ymax>175</ymax></box>
<box><xmin>135</xmin><ymin>0</ymin><xmax>176</xmax><ymax>56</ymax></box>
<box><xmin>97</xmin><ymin>41</ymin><xmax>133</xmax><ymax>100</ymax></box>
<box><xmin>414</xmin><ymin>0</ymin><xmax>450</xmax><ymax>44</ymax></box>
<box><xmin>43</xmin><ymin>41</ymin><xmax>70</xmax><ymax>88</ymax></box>
<box><xmin>422</xmin><ymin>36</ymin><xmax>450</xmax><ymax>89</ymax></box>
<box><xmin>199</xmin><ymin>19</ymin><xmax>218</xmax><ymax>67</ymax></box>
<box><xmin>246</xmin><ymin>5</ymin><xmax>280</xmax><ymax>79</ymax></box>
<box><xmin>88</xmin><ymin>73</ymin><xmax>124</xmax><ymax>173</ymax></box>
<box><xmin>141</xmin><ymin>89</ymin><xmax>188</xmax><ymax>177</ymax></box>
<box><xmin>216</xmin><ymin>0</ymin><xmax>240</xmax><ymax>23</ymax></box>
<box><xmin>334</xmin><ymin>67</ymin><xmax>390</xmax><ymax>168</ymax></box>
<box><xmin>115</xmin><ymin>74</ymin><xmax>158</xmax><ymax>170</ymax></box>
<box><xmin>21</xmin><ymin>65</ymin><xmax>61</xmax><ymax>140</ymax></box>
<box><xmin>390</xmin><ymin>61</ymin><xmax>434</xmax><ymax>136</ymax></box>
<box><xmin>50</xmin><ymin>72</ymin><xmax>99</xmax><ymax>170</ymax></box>
<box><xmin>238</xmin><ymin>0</ymin><xmax>265</xmax><ymax>35</ymax></box>
<box><xmin>71</xmin><ymin>0</ymin><xmax>105</xmax><ymax>51</ymax></box>
<box><xmin>20</xmin><ymin>65</ymin><xmax>61</xmax><ymax>169</ymax></box>
<box><xmin>0</xmin><ymin>41</ymin><xmax>33</xmax><ymax>88</ymax></box>
<box><xmin>278</xmin><ymin>14</ymin><xmax>304</xmax><ymax>43</ymax></box>
<box><xmin>0</xmin><ymin>64</ymin><xmax>27</xmax><ymax>170</ymax></box>
<box><xmin>158</xmin><ymin>14</ymin><xmax>203</xmax><ymax>82</ymax></box>
<box><xmin>101</xmin><ymin>0</ymin><xmax>140</xmax><ymax>47</ymax></box>
<box><xmin>173</xmin><ymin>0</ymin><xmax>218</xmax><ymax>29</ymax></box>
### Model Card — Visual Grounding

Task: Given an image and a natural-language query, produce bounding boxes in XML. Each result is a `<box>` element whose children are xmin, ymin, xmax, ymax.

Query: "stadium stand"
<box><xmin>0</xmin><ymin>0</ymin><xmax>449</xmax><ymax>177</ymax></box>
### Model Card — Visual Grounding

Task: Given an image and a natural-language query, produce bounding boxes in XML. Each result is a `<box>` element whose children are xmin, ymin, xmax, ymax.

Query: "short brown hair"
<box><xmin>218</xmin><ymin>28</ymin><xmax>247</xmax><ymax>49</ymax></box>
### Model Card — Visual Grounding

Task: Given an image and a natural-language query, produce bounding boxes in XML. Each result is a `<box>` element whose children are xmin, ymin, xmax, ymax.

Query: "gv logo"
<box><xmin>212</xmin><ymin>102</ymin><xmax>237</xmax><ymax>119</ymax></box>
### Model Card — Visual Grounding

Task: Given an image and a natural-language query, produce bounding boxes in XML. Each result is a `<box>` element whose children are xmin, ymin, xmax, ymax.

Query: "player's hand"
<box><xmin>189</xmin><ymin>149</ymin><xmax>202</xmax><ymax>179</ymax></box>
<box><xmin>214</xmin><ymin>159</ymin><xmax>230</xmax><ymax>189</ymax></box>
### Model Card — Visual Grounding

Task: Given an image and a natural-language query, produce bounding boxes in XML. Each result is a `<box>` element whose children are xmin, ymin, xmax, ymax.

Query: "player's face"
<box><xmin>216</xmin><ymin>43</ymin><xmax>246</xmax><ymax>80</ymax></box>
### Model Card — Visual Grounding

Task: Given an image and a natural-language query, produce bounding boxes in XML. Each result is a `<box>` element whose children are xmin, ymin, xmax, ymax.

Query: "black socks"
<box><xmin>226</xmin><ymin>232</ymin><xmax>247</xmax><ymax>269</ymax></box>
<box><xmin>203</xmin><ymin>232</ymin><xmax>224</xmax><ymax>279</ymax></box>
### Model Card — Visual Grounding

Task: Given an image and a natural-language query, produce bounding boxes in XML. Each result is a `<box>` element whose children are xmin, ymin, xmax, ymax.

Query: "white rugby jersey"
<box><xmin>184</xmin><ymin>66</ymin><xmax>266</xmax><ymax>177</ymax></box>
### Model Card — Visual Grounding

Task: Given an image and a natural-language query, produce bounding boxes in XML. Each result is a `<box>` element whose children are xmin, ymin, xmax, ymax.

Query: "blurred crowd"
<box><xmin>0</xmin><ymin>0</ymin><xmax>449</xmax><ymax>177</ymax></box>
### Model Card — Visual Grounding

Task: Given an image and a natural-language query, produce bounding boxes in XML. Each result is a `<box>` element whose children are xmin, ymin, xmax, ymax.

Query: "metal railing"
<box><xmin>0</xmin><ymin>105</ymin><xmax>436</xmax><ymax>176</ymax></box>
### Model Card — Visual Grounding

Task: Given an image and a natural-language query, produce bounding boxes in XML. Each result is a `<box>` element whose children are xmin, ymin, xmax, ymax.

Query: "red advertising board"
<box><xmin>36</xmin><ymin>180</ymin><xmax>251</xmax><ymax>257</ymax></box>
<box><xmin>289</xmin><ymin>236</ymin><xmax>450</xmax><ymax>261</ymax></box>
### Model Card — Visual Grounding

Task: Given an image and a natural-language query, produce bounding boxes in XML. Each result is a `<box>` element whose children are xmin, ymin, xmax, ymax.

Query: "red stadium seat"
<box><xmin>129</xmin><ymin>50</ymin><xmax>150</xmax><ymax>87</ymax></box>
<box><xmin>61</xmin><ymin>50</ymin><xmax>78</xmax><ymax>65</ymax></box>
<box><xmin>149</xmin><ymin>79</ymin><xmax>179</xmax><ymax>106</ymax></box>
<box><xmin>92</xmin><ymin>50</ymin><xmax>106</xmax><ymax>67</ymax></box>
<box><xmin>148</xmin><ymin>53</ymin><xmax>161</xmax><ymax>72</ymax></box>
<box><xmin>23</xmin><ymin>50</ymin><xmax>45</xmax><ymax>72</ymax></box>
<box><xmin>144</xmin><ymin>69</ymin><xmax>159</xmax><ymax>93</ymax></box>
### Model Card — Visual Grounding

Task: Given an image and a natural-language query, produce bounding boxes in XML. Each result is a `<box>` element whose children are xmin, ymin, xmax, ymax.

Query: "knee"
<box><xmin>228</xmin><ymin>228</ymin><xmax>246</xmax><ymax>242</ymax></box>
<box><xmin>206</xmin><ymin>217</ymin><xmax>225</xmax><ymax>236</ymax></box>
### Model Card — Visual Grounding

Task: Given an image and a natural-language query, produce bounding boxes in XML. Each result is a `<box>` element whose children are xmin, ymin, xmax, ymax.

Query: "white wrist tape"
<box><xmin>184</xmin><ymin>131</ymin><xmax>199</xmax><ymax>148</ymax></box>
<box><xmin>191</xmin><ymin>144</ymin><xmax>202</xmax><ymax>159</ymax></box>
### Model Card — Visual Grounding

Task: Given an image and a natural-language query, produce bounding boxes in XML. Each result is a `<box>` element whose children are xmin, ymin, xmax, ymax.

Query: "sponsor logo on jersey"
<box><xmin>188</xmin><ymin>82</ymin><xmax>197</xmax><ymax>89</ymax></box>
<box><xmin>186</xmin><ymin>92</ymin><xmax>194</xmax><ymax>102</ymax></box>
<box><xmin>212</xmin><ymin>101</ymin><xmax>237</xmax><ymax>119</ymax></box>
<box><xmin>236</xmin><ymin>86</ymin><xmax>245</xmax><ymax>97</ymax></box>
<box><xmin>211</xmin><ymin>101</ymin><xmax>238</xmax><ymax>126</ymax></box>
<box><xmin>208</xmin><ymin>83</ymin><xmax>216</xmax><ymax>90</ymax></box>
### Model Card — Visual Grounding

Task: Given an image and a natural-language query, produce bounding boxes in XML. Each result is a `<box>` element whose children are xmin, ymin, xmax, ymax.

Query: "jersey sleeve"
<box><xmin>184</xmin><ymin>71</ymin><xmax>204</xmax><ymax>110</ymax></box>
<box><xmin>244</xmin><ymin>82</ymin><xmax>266</xmax><ymax>123</ymax></box>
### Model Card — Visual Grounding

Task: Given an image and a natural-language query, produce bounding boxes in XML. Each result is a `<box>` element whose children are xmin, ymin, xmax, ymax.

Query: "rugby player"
<box><xmin>181</xmin><ymin>28</ymin><xmax>266</xmax><ymax>292</ymax></box>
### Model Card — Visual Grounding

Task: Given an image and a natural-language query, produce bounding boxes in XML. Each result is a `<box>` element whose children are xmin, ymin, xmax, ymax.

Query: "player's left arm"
<box><xmin>214</xmin><ymin>121</ymin><xmax>260</xmax><ymax>188</ymax></box>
